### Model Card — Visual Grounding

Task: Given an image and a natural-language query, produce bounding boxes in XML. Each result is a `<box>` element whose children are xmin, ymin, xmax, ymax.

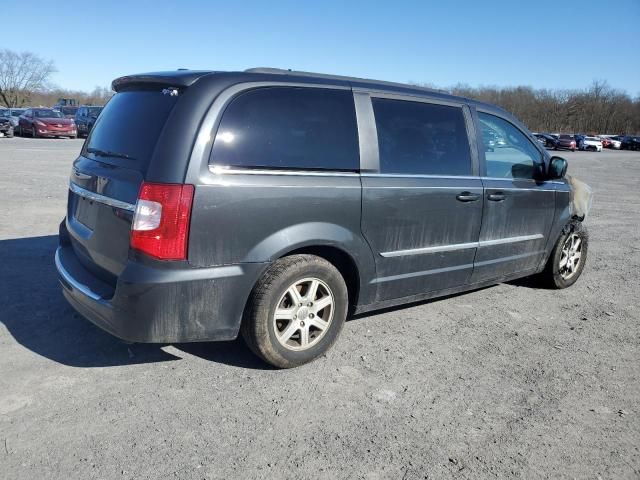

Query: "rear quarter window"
<box><xmin>210</xmin><ymin>87</ymin><xmax>360</xmax><ymax>171</ymax></box>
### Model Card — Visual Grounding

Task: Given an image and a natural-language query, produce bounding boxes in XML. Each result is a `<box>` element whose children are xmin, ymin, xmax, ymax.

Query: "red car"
<box><xmin>557</xmin><ymin>134</ymin><xmax>576</xmax><ymax>152</ymax></box>
<box><xmin>18</xmin><ymin>108</ymin><xmax>77</xmax><ymax>138</ymax></box>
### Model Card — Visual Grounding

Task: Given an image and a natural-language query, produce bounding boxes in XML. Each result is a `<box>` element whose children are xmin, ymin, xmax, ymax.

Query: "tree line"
<box><xmin>422</xmin><ymin>81</ymin><xmax>640</xmax><ymax>135</ymax></box>
<box><xmin>2</xmin><ymin>49</ymin><xmax>638</xmax><ymax>134</ymax></box>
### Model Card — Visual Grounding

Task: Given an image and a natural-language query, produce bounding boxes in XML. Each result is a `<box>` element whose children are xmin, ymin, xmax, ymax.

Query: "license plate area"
<box><xmin>74</xmin><ymin>195</ymin><xmax>97</xmax><ymax>230</ymax></box>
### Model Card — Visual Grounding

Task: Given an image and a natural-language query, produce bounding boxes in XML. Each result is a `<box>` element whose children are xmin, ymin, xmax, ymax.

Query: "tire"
<box><xmin>241</xmin><ymin>254</ymin><xmax>348</xmax><ymax>368</ymax></box>
<box><xmin>539</xmin><ymin>223</ymin><xmax>588</xmax><ymax>289</ymax></box>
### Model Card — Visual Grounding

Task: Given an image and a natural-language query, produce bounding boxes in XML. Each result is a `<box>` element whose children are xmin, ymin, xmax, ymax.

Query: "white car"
<box><xmin>580</xmin><ymin>136</ymin><xmax>603</xmax><ymax>152</ymax></box>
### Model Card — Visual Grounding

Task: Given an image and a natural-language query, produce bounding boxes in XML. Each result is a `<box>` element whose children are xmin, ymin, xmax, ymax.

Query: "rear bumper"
<box><xmin>55</xmin><ymin>244</ymin><xmax>267</xmax><ymax>343</ymax></box>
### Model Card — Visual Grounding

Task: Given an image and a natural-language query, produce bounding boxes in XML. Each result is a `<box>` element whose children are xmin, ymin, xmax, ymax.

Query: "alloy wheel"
<box><xmin>273</xmin><ymin>277</ymin><xmax>335</xmax><ymax>351</ymax></box>
<box><xmin>559</xmin><ymin>233</ymin><xmax>582</xmax><ymax>280</ymax></box>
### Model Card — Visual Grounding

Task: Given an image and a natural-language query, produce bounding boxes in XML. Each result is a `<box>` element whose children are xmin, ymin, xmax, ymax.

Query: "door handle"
<box><xmin>456</xmin><ymin>192</ymin><xmax>480</xmax><ymax>202</ymax></box>
<box><xmin>487</xmin><ymin>192</ymin><xmax>505</xmax><ymax>201</ymax></box>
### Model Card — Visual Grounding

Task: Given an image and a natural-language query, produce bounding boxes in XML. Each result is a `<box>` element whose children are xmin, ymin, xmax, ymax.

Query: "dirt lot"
<box><xmin>0</xmin><ymin>137</ymin><xmax>638</xmax><ymax>479</ymax></box>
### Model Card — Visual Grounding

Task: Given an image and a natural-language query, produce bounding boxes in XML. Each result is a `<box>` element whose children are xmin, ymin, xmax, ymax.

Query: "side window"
<box><xmin>210</xmin><ymin>87</ymin><xmax>359</xmax><ymax>171</ymax></box>
<box><xmin>478</xmin><ymin>112</ymin><xmax>542</xmax><ymax>179</ymax></box>
<box><xmin>371</xmin><ymin>98</ymin><xmax>472</xmax><ymax>176</ymax></box>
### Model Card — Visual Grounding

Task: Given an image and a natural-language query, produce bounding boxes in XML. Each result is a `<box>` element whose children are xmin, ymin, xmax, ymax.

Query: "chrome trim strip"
<box><xmin>380</xmin><ymin>233</ymin><xmax>544</xmax><ymax>257</ymax></box>
<box><xmin>371</xmin><ymin>263</ymin><xmax>473</xmax><ymax>284</ymax></box>
<box><xmin>362</xmin><ymin>173</ymin><xmax>480</xmax><ymax>180</ymax></box>
<box><xmin>54</xmin><ymin>249</ymin><xmax>102</xmax><ymax>301</ymax></box>
<box><xmin>478</xmin><ymin>233</ymin><xmax>544</xmax><ymax>247</ymax></box>
<box><xmin>69</xmin><ymin>182</ymin><xmax>136</xmax><ymax>212</ymax></box>
<box><xmin>208</xmin><ymin>166</ymin><xmax>359</xmax><ymax>177</ymax></box>
<box><xmin>381</xmin><ymin>241</ymin><xmax>478</xmax><ymax>257</ymax></box>
<box><xmin>474</xmin><ymin>250</ymin><xmax>545</xmax><ymax>267</ymax></box>
<box><xmin>361</xmin><ymin>173</ymin><xmax>564</xmax><ymax>185</ymax></box>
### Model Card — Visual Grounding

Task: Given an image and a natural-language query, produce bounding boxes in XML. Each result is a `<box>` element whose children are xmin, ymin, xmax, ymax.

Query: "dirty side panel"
<box><xmin>361</xmin><ymin>175</ymin><xmax>484</xmax><ymax>301</ymax></box>
<box><xmin>188</xmin><ymin>172</ymin><xmax>377</xmax><ymax>304</ymax></box>
<box><xmin>472</xmin><ymin>178</ymin><xmax>556</xmax><ymax>282</ymax></box>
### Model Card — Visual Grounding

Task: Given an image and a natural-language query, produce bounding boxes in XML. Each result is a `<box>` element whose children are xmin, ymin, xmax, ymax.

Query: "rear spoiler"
<box><xmin>111</xmin><ymin>70</ymin><xmax>214</xmax><ymax>92</ymax></box>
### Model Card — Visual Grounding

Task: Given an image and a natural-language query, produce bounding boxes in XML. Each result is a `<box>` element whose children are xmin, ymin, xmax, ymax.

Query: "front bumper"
<box><xmin>55</xmin><ymin>243</ymin><xmax>267</xmax><ymax>343</ymax></box>
<box><xmin>38</xmin><ymin>129</ymin><xmax>76</xmax><ymax>137</ymax></box>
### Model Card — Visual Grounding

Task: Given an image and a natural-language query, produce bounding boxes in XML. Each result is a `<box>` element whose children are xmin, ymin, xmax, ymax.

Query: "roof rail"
<box><xmin>244</xmin><ymin>67</ymin><xmax>444</xmax><ymax>94</ymax></box>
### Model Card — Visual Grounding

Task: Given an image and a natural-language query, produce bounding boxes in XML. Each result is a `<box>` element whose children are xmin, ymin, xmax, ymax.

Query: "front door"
<box><xmin>472</xmin><ymin>111</ymin><xmax>556</xmax><ymax>282</ymax></box>
<box><xmin>359</xmin><ymin>94</ymin><xmax>483</xmax><ymax>302</ymax></box>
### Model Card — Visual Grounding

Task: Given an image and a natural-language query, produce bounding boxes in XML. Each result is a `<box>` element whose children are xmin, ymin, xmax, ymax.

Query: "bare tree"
<box><xmin>420</xmin><ymin>80</ymin><xmax>640</xmax><ymax>134</ymax></box>
<box><xmin>0</xmin><ymin>49</ymin><xmax>56</xmax><ymax>107</ymax></box>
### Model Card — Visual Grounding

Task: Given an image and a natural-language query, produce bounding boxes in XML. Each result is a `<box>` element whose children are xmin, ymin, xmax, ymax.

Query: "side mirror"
<box><xmin>548</xmin><ymin>156</ymin><xmax>568</xmax><ymax>179</ymax></box>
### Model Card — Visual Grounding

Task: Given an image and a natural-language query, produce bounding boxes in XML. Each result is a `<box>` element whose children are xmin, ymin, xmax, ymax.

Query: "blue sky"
<box><xmin>4</xmin><ymin>0</ymin><xmax>640</xmax><ymax>95</ymax></box>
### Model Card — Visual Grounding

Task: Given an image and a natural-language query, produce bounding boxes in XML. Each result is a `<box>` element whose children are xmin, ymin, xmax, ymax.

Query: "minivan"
<box><xmin>55</xmin><ymin>68</ymin><xmax>590</xmax><ymax>368</ymax></box>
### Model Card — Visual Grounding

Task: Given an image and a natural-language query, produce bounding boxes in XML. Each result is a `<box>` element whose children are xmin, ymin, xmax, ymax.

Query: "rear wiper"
<box><xmin>86</xmin><ymin>147</ymin><xmax>135</xmax><ymax>161</ymax></box>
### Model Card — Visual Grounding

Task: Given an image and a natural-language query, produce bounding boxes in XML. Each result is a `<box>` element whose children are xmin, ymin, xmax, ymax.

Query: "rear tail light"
<box><xmin>130</xmin><ymin>182</ymin><xmax>194</xmax><ymax>260</ymax></box>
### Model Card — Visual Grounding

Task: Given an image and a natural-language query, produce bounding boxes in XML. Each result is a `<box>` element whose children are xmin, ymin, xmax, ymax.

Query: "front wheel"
<box><xmin>241</xmin><ymin>254</ymin><xmax>348</xmax><ymax>368</ymax></box>
<box><xmin>540</xmin><ymin>224</ymin><xmax>588</xmax><ymax>288</ymax></box>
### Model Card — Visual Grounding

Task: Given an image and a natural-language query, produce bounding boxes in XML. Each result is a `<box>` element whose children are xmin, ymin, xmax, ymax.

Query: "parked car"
<box><xmin>0</xmin><ymin>112</ymin><xmax>13</xmax><ymax>137</ymax></box>
<box><xmin>18</xmin><ymin>108</ymin><xmax>77</xmax><ymax>138</ymax></box>
<box><xmin>557</xmin><ymin>134</ymin><xmax>577</xmax><ymax>151</ymax></box>
<box><xmin>621</xmin><ymin>136</ymin><xmax>640</xmax><ymax>151</ymax></box>
<box><xmin>533</xmin><ymin>133</ymin><xmax>559</xmax><ymax>149</ymax></box>
<box><xmin>605</xmin><ymin>136</ymin><xmax>622</xmax><ymax>149</ymax></box>
<box><xmin>56</xmin><ymin>105</ymin><xmax>79</xmax><ymax>119</ymax></box>
<box><xmin>74</xmin><ymin>105</ymin><xmax>103</xmax><ymax>136</ymax></box>
<box><xmin>55</xmin><ymin>68</ymin><xmax>590</xmax><ymax>368</ymax></box>
<box><xmin>3</xmin><ymin>108</ymin><xmax>26</xmax><ymax>128</ymax></box>
<box><xmin>580</xmin><ymin>136</ymin><xmax>603</xmax><ymax>152</ymax></box>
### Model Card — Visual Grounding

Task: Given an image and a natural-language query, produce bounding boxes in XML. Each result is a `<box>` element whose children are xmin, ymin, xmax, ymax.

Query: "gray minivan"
<box><xmin>55</xmin><ymin>68</ymin><xmax>589</xmax><ymax>368</ymax></box>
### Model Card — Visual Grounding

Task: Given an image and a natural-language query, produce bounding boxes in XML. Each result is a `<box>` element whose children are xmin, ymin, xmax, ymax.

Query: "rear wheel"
<box><xmin>540</xmin><ymin>224</ymin><xmax>588</xmax><ymax>288</ymax></box>
<box><xmin>241</xmin><ymin>254</ymin><xmax>348</xmax><ymax>368</ymax></box>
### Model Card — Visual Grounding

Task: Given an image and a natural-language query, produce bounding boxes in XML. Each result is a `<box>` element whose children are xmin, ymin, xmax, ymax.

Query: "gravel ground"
<box><xmin>1</xmin><ymin>137</ymin><xmax>639</xmax><ymax>479</ymax></box>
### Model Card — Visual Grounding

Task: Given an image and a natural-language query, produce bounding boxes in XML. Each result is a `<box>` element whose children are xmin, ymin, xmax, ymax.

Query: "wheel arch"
<box><xmin>242</xmin><ymin>222</ymin><xmax>377</xmax><ymax>307</ymax></box>
<box><xmin>278</xmin><ymin>245</ymin><xmax>362</xmax><ymax>310</ymax></box>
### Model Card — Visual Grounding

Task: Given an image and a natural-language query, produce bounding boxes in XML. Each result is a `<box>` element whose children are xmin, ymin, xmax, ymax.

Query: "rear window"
<box><xmin>210</xmin><ymin>87</ymin><xmax>359</xmax><ymax>171</ymax></box>
<box><xmin>84</xmin><ymin>90</ymin><xmax>178</xmax><ymax>171</ymax></box>
<box><xmin>372</xmin><ymin>98</ymin><xmax>472</xmax><ymax>176</ymax></box>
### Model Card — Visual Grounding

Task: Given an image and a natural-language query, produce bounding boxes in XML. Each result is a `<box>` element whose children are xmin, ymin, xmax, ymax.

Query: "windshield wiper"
<box><xmin>86</xmin><ymin>147</ymin><xmax>135</xmax><ymax>161</ymax></box>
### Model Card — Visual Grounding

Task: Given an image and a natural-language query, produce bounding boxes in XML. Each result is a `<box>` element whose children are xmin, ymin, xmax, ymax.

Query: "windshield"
<box><xmin>84</xmin><ymin>90</ymin><xmax>178</xmax><ymax>172</ymax></box>
<box><xmin>34</xmin><ymin>109</ymin><xmax>63</xmax><ymax>118</ymax></box>
<box><xmin>10</xmin><ymin>109</ymin><xmax>25</xmax><ymax>116</ymax></box>
<box><xmin>61</xmin><ymin>107</ymin><xmax>78</xmax><ymax>115</ymax></box>
<box><xmin>87</xmin><ymin>107</ymin><xmax>103</xmax><ymax>116</ymax></box>
<box><xmin>0</xmin><ymin>109</ymin><xmax>9</xmax><ymax>117</ymax></box>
